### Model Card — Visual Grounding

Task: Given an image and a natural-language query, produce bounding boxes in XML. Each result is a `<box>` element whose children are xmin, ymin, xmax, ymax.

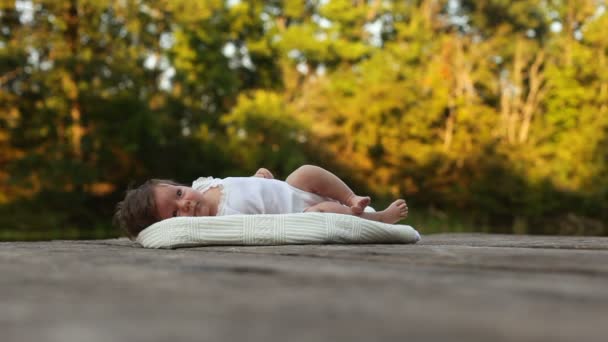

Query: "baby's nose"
<box><xmin>179</xmin><ymin>200</ymin><xmax>192</xmax><ymax>212</ymax></box>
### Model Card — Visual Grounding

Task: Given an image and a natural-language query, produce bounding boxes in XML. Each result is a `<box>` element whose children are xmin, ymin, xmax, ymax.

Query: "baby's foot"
<box><xmin>347</xmin><ymin>194</ymin><xmax>371</xmax><ymax>215</ymax></box>
<box><xmin>380</xmin><ymin>199</ymin><xmax>408</xmax><ymax>224</ymax></box>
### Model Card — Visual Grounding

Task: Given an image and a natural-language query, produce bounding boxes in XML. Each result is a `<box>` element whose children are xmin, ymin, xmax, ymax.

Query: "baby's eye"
<box><xmin>177</xmin><ymin>188</ymin><xmax>182</xmax><ymax>197</ymax></box>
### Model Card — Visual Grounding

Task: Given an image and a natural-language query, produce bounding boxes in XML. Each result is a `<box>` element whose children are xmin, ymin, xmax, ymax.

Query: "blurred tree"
<box><xmin>1</xmin><ymin>0</ymin><xmax>606</xmax><ymax>238</ymax></box>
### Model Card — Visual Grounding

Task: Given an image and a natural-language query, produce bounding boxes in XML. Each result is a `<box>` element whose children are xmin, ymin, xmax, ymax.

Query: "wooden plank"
<box><xmin>1</xmin><ymin>234</ymin><xmax>607</xmax><ymax>342</ymax></box>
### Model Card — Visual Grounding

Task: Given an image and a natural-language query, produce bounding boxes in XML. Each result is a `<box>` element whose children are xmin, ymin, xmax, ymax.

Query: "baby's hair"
<box><xmin>113</xmin><ymin>179</ymin><xmax>183</xmax><ymax>240</ymax></box>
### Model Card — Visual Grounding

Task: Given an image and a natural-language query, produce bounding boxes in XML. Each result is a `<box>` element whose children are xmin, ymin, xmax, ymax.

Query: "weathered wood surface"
<box><xmin>2</xmin><ymin>233</ymin><xmax>608</xmax><ymax>342</ymax></box>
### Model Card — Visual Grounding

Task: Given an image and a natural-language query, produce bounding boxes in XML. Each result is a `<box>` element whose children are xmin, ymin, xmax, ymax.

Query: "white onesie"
<box><xmin>191</xmin><ymin>177</ymin><xmax>336</xmax><ymax>216</ymax></box>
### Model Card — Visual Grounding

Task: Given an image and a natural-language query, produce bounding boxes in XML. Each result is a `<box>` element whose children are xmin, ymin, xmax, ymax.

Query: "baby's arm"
<box><xmin>253</xmin><ymin>168</ymin><xmax>274</xmax><ymax>179</ymax></box>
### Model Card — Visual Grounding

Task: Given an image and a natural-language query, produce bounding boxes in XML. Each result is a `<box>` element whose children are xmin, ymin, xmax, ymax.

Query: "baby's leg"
<box><xmin>286</xmin><ymin>165</ymin><xmax>370</xmax><ymax>214</ymax></box>
<box><xmin>304</xmin><ymin>202</ymin><xmax>354</xmax><ymax>215</ymax></box>
<box><xmin>306</xmin><ymin>199</ymin><xmax>408</xmax><ymax>224</ymax></box>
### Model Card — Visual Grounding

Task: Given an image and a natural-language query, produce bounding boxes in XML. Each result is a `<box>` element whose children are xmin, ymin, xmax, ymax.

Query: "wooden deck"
<box><xmin>2</xmin><ymin>233</ymin><xmax>607</xmax><ymax>341</ymax></box>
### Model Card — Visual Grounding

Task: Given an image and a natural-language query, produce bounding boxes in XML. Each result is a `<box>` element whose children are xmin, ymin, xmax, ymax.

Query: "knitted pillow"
<box><xmin>137</xmin><ymin>212</ymin><xmax>420</xmax><ymax>249</ymax></box>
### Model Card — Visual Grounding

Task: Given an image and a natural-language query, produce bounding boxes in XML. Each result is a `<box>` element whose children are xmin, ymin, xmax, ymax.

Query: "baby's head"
<box><xmin>113</xmin><ymin>179</ymin><xmax>182</xmax><ymax>240</ymax></box>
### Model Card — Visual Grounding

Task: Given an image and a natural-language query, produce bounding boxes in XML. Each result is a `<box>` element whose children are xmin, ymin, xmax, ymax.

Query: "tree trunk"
<box><xmin>518</xmin><ymin>51</ymin><xmax>545</xmax><ymax>143</ymax></box>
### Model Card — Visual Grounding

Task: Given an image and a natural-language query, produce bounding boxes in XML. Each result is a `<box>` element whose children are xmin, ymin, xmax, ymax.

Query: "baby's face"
<box><xmin>153</xmin><ymin>184</ymin><xmax>210</xmax><ymax>220</ymax></box>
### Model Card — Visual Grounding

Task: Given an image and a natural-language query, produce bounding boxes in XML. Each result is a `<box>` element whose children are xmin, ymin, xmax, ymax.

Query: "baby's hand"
<box><xmin>254</xmin><ymin>168</ymin><xmax>274</xmax><ymax>179</ymax></box>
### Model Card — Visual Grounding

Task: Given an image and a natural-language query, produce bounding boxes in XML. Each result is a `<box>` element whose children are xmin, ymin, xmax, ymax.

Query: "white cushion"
<box><xmin>137</xmin><ymin>212</ymin><xmax>420</xmax><ymax>249</ymax></box>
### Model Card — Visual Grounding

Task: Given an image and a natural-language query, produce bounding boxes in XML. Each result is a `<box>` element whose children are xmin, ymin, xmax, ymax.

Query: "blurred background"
<box><xmin>0</xmin><ymin>0</ymin><xmax>606</xmax><ymax>240</ymax></box>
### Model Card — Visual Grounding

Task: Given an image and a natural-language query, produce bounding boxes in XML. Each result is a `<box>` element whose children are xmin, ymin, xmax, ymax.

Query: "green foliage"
<box><xmin>1</xmin><ymin>0</ymin><xmax>607</xmax><ymax>239</ymax></box>
<box><xmin>221</xmin><ymin>90</ymin><xmax>310</xmax><ymax>176</ymax></box>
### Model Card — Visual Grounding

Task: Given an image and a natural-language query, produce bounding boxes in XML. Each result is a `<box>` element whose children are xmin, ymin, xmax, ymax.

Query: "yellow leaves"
<box><xmin>164</xmin><ymin>0</ymin><xmax>223</xmax><ymax>25</ymax></box>
<box><xmin>88</xmin><ymin>182</ymin><xmax>115</xmax><ymax>196</ymax></box>
<box><xmin>0</xmin><ymin>0</ymin><xmax>14</xmax><ymax>10</ymax></box>
<box><xmin>148</xmin><ymin>94</ymin><xmax>166</xmax><ymax>110</ymax></box>
<box><xmin>81</xmin><ymin>47</ymin><xmax>93</xmax><ymax>61</ymax></box>
<box><xmin>284</xmin><ymin>1</ymin><xmax>306</xmax><ymax>18</ymax></box>
<box><xmin>332</xmin><ymin>39</ymin><xmax>370</xmax><ymax>60</ymax></box>
<box><xmin>126</xmin><ymin>19</ymin><xmax>141</xmax><ymax>38</ymax></box>
<box><xmin>194</xmin><ymin>124</ymin><xmax>211</xmax><ymax>141</ymax></box>
<box><xmin>319</xmin><ymin>0</ymin><xmax>366</xmax><ymax>23</ymax></box>
<box><xmin>5</xmin><ymin>107</ymin><xmax>20</xmax><ymax>129</ymax></box>
<box><xmin>61</xmin><ymin>73</ymin><xmax>78</xmax><ymax>99</ymax></box>
<box><xmin>171</xmin><ymin>82</ymin><xmax>183</xmax><ymax>97</ymax></box>
<box><xmin>171</xmin><ymin>29</ymin><xmax>198</xmax><ymax>82</ymax></box>
<box><xmin>247</xmin><ymin>38</ymin><xmax>273</xmax><ymax>57</ymax></box>
<box><xmin>222</xmin><ymin>90</ymin><xmax>287</xmax><ymax>126</ymax></box>
<box><xmin>227</xmin><ymin>1</ymin><xmax>252</xmax><ymax>36</ymax></box>
<box><xmin>279</xmin><ymin>24</ymin><xmax>331</xmax><ymax>58</ymax></box>
<box><xmin>583</xmin><ymin>12</ymin><xmax>608</xmax><ymax>47</ymax></box>
<box><xmin>218</xmin><ymin>90</ymin><xmax>312</xmax><ymax>172</ymax></box>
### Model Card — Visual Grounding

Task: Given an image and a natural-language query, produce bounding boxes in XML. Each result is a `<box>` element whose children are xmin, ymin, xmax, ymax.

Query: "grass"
<box><xmin>403</xmin><ymin>210</ymin><xmax>493</xmax><ymax>235</ymax></box>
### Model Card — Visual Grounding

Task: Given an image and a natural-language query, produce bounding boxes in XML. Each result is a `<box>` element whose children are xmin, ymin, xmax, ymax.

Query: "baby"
<box><xmin>114</xmin><ymin>165</ymin><xmax>408</xmax><ymax>240</ymax></box>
